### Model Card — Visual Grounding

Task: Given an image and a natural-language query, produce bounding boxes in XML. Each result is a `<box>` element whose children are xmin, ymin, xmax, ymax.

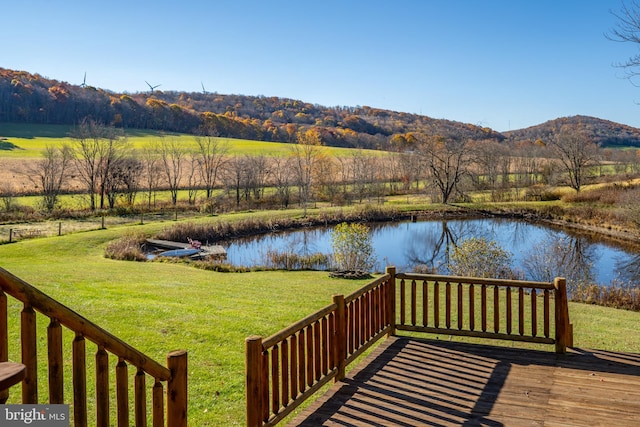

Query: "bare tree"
<box><xmin>223</xmin><ymin>155</ymin><xmax>250</xmax><ymax>208</ymax></box>
<box><xmin>290</xmin><ymin>130</ymin><xmax>324</xmax><ymax>216</ymax></box>
<box><xmin>607</xmin><ymin>1</ymin><xmax>640</xmax><ymax>81</ymax></box>
<box><xmin>141</xmin><ymin>144</ymin><xmax>162</xmax><ymax>209</ymax></box>
<box><xmin>0</xmin><ymin>181</ymin><xmax>17</xmax><ymax>212</ymax></box>
<box><xmin>104</xmin><ymin>155</ymin><xmax>143</xmax><ymax>208</ymax></box>
<box><xmin>419</xmin><ymin>136</ymin><xmax>472</xmax><ymax>203</ymax></box>
<box><xmin>25</xmin><ymin>144</ymin><xmax>73</xmax><ymax>212</ymax></box>
<box><xmin>244</xmin><ymin>155</ymin><xmax>270</xmax><ymax>201</ymax></box>
<box><xmin>158</xmin><ymin>136</ymin><xmax>186</xmax><ymax>206</ymax></box>
<box><xmin>549</xmin><ymin>125</ymin><xmax>599</xmax><ymax>192</ymax></box>
<box><xmin>194</xmin><ymin>134</ymin><xmax>228</xmax><ymax>199</ymax></box>
<box><xmin>186</xmin><ymin>155</ymin><xmax>201</xmax><ymax>205</ymax></box>
<box><xmin>270</xmin><ymin>156</ymin><xmax>293</xmax><ymax>208</ymax></box>
<box><xmin>71</xmin><ymin>119</ymin><xmax>127</xmax><ymax>210</ymax></box>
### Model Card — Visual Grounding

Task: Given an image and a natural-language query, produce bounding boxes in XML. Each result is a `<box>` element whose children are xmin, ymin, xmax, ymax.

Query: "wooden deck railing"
<box><xmin>245</xmin><ymin>270</ymin><xmax>393</xmax><ymax>427</ymax></box>
<box><xmin>0</xmin><ymin>267</ymin><xmax>187</xmax><ymax>427</ymax></box>
<box><xmin>395</xmin><ymin>272</ymin><xmax>573</xmax><ymax>353</ymax></box>
<box><xmin>246</xmin><ymin>267</ymin><xmax>573</xmax><ymax>426</ymax></box>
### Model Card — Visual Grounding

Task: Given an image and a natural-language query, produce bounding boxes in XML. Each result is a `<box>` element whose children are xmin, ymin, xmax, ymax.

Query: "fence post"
<box><xmin>245</xmin><ymin>336</ymin><xmax>263</xmax><ymax>427</ymax></box>
<box><xmin>386</xmin><ymin>266</ymin><xmax>396</xmax><ymax>336</ymax></box>
<box><xmin>554</xmin><ymin>277</ymin><xmax>571</xmax><ymax>353</ymax></box>
<box><xmin>333</xmin><ymin>294</ymin><xmax>346</xmax><ymax>382</ymax></box>
<box><xmin>9</xmin><ymin>228</ymin><xmax>12</xmax><ymax>243</ymax></box>
<box><xmin>167</xmin><ymin>350</ymin><xmax>188</xmax><ymax>427</ymax></box>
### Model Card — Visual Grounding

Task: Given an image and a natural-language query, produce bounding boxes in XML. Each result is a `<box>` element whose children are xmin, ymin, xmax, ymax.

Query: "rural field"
<box><xmin>3</xmin><ymin>123</ymin><xmax>640</xmax><ymax>425</ymax></box>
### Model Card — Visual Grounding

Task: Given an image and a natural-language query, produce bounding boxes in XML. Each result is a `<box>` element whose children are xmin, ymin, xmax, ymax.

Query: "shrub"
<box><xmin>448</xmin><ymin>237</ymin><xmax>515</xmax><ymax>279</ymax></box>
<box><xmin>104</xmin><ymin>233</ymin><xmax>147</xmax><ymax>261</ymax></box>
<box><xmin>331</xmin><ymin>222</ymin><xmax>375</xmax><ymax>273</ymax></box>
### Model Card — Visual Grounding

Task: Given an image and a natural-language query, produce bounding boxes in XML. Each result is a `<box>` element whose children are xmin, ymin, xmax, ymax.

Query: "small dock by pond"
<box><xmin>146</xmin><ymin>238</ymin><xmax>226</xmax><ymax>259</ymax></box>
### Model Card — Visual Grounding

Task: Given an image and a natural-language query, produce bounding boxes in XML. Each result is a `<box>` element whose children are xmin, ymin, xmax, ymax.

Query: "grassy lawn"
<box><xmin>0</xmin><ymin>212</ymin><xmax>373</xmax><ymax>425</ymax></box>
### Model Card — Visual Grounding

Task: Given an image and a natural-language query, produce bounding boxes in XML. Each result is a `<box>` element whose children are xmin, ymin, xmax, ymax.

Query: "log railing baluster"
<box><xmin>457</xmin><ymin>283</ymin><xmax>463</xmax><ymax>330</ymax></box>
<box><xmin>422</xmin><ymin>280</ymin><xmax>428</xmax><ymax>327</ymax></box>
<box><xmin>48</xmin><ymin>319</ymin><xmax>64</xmax><ymax>404</ymax></box>
<box><xmin>481</xmin><ymin>284</ymin><xmax>487</xmax><ymax>332</ymax></box>
<box><xmin>519</xmin><ymin>288</ymin><xmax>525</xmax><ymax>335</ymax></box>
<box><xmin>469</xmin><ymin>284</ymin><xmax>475</xmax><ymax>331</ymax></box>
<box><xmin>506</xmin><ymin>287</ymin><xmax>512</xmax><ymax>335</ymax></box>
<box><xmin>116</xmin><ymin>358</ymin><xmax>129</xmax><ymax>427</ymax></box>
<box><xmin>493</xmin><ymin>286</ymin><xmax>500</xmax><ymax>333</ymax></box>
<box><xmin>531</xmin><ymin>289</ymin><xmax>538</xmax><ymax>337</ymax></box>
<box><xmin>21</xmin><ymin>304</ymin><xmax>37</xmax><ymax>403</ymax></box>
<box><xmin>152</xmin><ymin>380</ymin><xmax>164</xmax><ymax>427</ymax></box>
<box><xmin>73</xmin><ymin>333</ymin><xmax>87</xmax><ymax>427</ymax></box>
<box><xmin>134</xmin><ymin>368</ymin><xmax>146</xmax><ymax>427</ymax></box>
<box><xmin>271</xmin><ymin>345</ymin><xmax>280</xmax><ymax>414</ymax></box>
<box><xmin>445</xmin><ymin>281</ymin><xmax>451</xmax><ymax>329</ymax></box>
<box><xmin>281</xmin><ymin>340</ymin><xmax>289</xmax><ymax>405</ymax></box>
<box><xmin>434</xmin><ymin>281</ymin><xmax>440</xmax><ymax>328</ymax></box>
<box><xmin>96</xmin><ymin>347</ymin><xmax>109</xmax><ymax>427</ymax></box>
<box><xmin>411</xmin><ymin>280</ymin><xmax>417</xmax><ymax>326</ymax></box>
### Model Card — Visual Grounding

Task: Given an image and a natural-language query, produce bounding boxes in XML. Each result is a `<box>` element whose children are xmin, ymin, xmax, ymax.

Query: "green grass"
<box><xmin>0</xmin><ymin>123</ymin><xmax>372</xmax><ymax>159</ymax></box>
<box><xmin>0</xmin><ymin>212</ymin><xmax>372</xmax><ymax>425</ymax></box>
<box><xmin>1</xmin><ymin>207</ymin><xmax>640</xmax><ymax>424</ymax></box>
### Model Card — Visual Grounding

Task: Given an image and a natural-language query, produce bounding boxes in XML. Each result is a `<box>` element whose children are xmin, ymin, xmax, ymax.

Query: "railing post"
<box><xmin>245</xmin><ymin>336</ymin><xmax>263</xmax><ymax>427</ymax></box>
<box><xmin>333</xmin><ymin>294</ymin><xmax>346</xmax><ymax>382</ymax></box>
<box><xmin>167</xmin><ymin>350</ymin><xmax>188</xmax><ymax>427</ymax></box>
<box><xmin>0</xmin><ymin>291</ymin><xmax>8</xmax><ymax>404</ymax></box>
<box><xmin>386</xmin><ymin>266</ymin><xmax>396</xmax><ymax>336</ymax></box>
<box><xmin>21</xmin><ymin>304</ymin><xmax>37</xmax><ymax>403</ymax></box>
<box><xmin>554</xmin><ymin>277</ymin><xmax>571</xmax><ymax>353</ymax></box>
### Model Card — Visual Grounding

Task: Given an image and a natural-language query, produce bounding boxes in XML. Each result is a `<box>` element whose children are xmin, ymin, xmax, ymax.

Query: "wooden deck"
<box><xmin>288</xmin><ymin>336</ymin><xmax>640</xmax><ymax>426</ymax></box>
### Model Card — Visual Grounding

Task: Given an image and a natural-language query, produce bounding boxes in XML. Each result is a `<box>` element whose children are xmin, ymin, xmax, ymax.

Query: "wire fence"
<box><xmin>0</xmin><ymin>211</ymin><xmax>192</xmax><ymax>244</ymax></box>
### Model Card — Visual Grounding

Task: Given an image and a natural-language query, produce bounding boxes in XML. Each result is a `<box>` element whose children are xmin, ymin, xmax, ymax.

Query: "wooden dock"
<box><xmin>288</xmin><ymin>336</ymin><xmax>640</xmax><ymax>426</ymax></box>
<box><xmin>146</xmin><ymin>239</ymin><xmax>226</xmax><ymax>258</ymax></box>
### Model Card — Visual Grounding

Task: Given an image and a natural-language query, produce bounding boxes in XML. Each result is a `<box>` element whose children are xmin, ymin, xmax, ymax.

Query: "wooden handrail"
<box><xmin>395</xmin><ymin>272</ymin><xmax>572</xmax><ymax>352</ymax></box>
<box><xmin>0</xmin><ymin>266</ymin><xmax>187</xmax><ymax>427</ymax></box>
<box><xmin>246</xmin><ymin>268</ymin><xmax>394</xmax><ymax>427</ymax></box>
<box><xmin>396</xmin><ymin>273</ymin><xmax>555</xmax><ymax>290</ymax></box>
<box><xmin>0</xmin><ymin>267</ymin><xmax>170</xmax><ymax>380</ymax></box>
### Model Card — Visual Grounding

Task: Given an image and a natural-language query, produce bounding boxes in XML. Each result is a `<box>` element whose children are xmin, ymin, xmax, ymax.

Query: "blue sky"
<box><xmin>3</xmin><ymin>1</ymin><xmax>639</xmax><ymax>131</ymax></box>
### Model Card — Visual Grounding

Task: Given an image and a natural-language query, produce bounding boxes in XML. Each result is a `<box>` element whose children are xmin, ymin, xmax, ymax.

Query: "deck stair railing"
<box><xmin>246</xmin><ymin>267</ymin><xmax>573</xmax><ymax>427</ymax></box>
<box><xmin>0</xmin><ymin>267</ymin><xmax>187</xmax><ymax>427</ymax></box>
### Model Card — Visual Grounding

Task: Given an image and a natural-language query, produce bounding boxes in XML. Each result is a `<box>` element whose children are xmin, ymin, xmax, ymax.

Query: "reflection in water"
<box><xmin>614</xmin><ymin>253</ymin><xmax>640</xmax><ymax>283</ymax></box>
<box><xmin>223</xmin><ymin>218</ymin><xmax>637</xmax><ymax>286</ymax></box>
<box><xmin>523</xmin><ymin>231</ymin><xmax>597</xmax><ymax>292</ymax></box>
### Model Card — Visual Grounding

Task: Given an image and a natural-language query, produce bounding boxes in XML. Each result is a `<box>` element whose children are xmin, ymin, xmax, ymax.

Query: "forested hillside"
<box><xmin>2</xmin><ymin>67</ymin><xmax>640</xmax><ymax>149</ymax></box>
<box><xmin>503</xmin><ymin>115</ymin><xmax>640</xmax><ymax>147</ymax></box>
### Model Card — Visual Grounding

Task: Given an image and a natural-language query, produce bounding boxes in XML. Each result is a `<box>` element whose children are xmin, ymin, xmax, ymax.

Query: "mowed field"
<box><xmin>0</xmin><ymin>123</ymin><xmax>378</xmax><ymax>194</ymax></box>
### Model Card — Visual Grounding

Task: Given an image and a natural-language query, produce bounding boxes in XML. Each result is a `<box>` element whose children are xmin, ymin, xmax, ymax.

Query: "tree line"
<box><xmin>7</xmin><ymin>120</ymin><xmax>640</xmax><ymax>217</ymax></box>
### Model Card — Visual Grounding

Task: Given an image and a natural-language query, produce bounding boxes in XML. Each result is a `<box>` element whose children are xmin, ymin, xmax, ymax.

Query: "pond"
<box><xmin>221</xmin><ymin>218</ymin><xmax>640</xmax><ymax>286</ymax></box>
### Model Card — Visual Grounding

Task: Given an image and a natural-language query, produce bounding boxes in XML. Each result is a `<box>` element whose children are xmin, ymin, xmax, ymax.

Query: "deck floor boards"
<box><xmin>288</xmin><ymin>337</ymin><xmax>640</xmax><ymax>426</ymax></box>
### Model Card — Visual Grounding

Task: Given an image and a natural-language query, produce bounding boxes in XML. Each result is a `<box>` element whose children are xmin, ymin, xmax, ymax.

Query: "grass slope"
<box><xmin>0</xmin><ymin>122</ymin><xmax>370</xmax><ymax>159</ymax></box>
<box><xmin>1</xmin><ymin>209</ymin><xmax>640</xmax><ymax>424</ymax></box>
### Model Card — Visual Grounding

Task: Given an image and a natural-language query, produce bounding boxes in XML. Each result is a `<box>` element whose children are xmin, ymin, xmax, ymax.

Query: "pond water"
<box><xmin>221</xmin><ymin>218</ymin><xmax>640</xmax><ymax>286</ymax></box>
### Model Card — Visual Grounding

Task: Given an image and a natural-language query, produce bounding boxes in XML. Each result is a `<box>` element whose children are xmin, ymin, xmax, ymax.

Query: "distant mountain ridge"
<box><xmin>1</xmin><ymin>67</ymin><xmax>639</xmax><ymax>149</ymax></box>
<box><xmin>503</xmin><ymin>115</ymin><xmax>640</xmax><ymax>147</ymax></box>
